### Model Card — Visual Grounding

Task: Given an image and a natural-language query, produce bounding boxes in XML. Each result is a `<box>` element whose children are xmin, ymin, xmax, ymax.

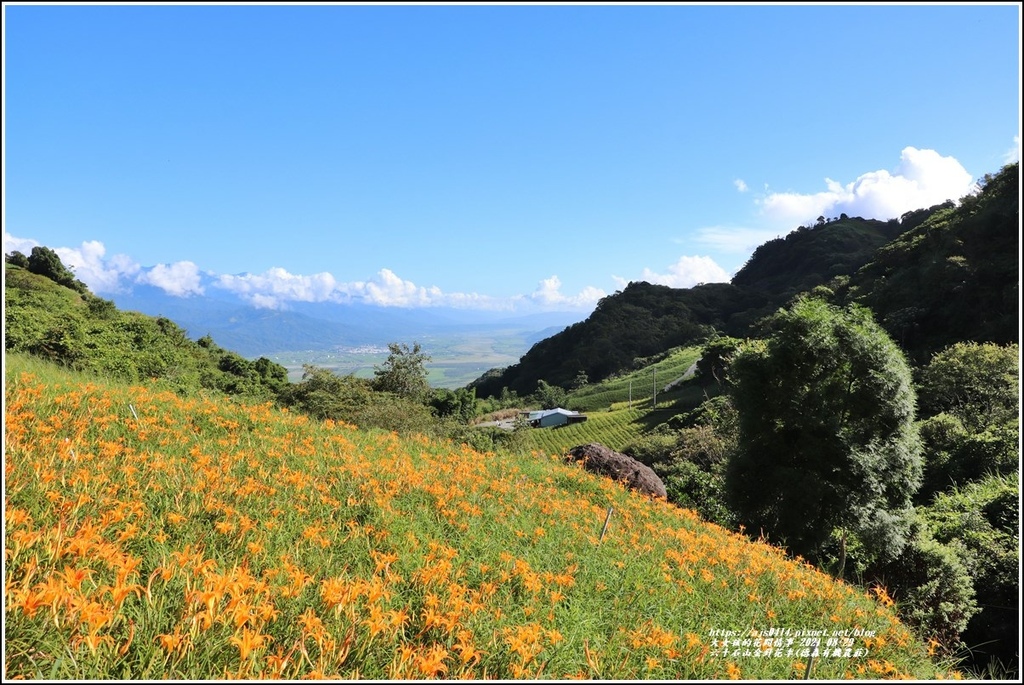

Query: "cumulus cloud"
<box><xmin>758</xmin><ymin>147</ymin><xmax>976</xmax><ymax>226</ymax></box>
<box><xmin>734</xmin><ymin>179</ymin><xmax>748</xmax><ymax>193</ymax></box>
<box><xmin>360</xmin><ymin>268</ymin><xmax>441</xmax><ymax>307</ymax></box>
<box><xmin>216</xmin><ymin>267</ymin><xmax>341</xmax><ymax>308</ymax></box>
<box><xmin>613</xmin><ymin>255</ymin><xmax>730</xmax><ymax>290</ymax></box>
<box><xmin>136</xmin><ymin>261</ymin><xmax>204</xmax><ymax>297</ymax></box>
<box><xmin>3</xmin><ymin>233</ymin><xmax>142</xmax><ymax>294</ymax></box>
<box><xmin>58</xmin><ymin>240</ymin><xmax>141</xmax><ymax>294</ymax></box>
<box><xmin>3</xmin><ymin>231</ymin><xmax>604</xmax><ymax>313</ymax></box>
<box><xmin>527</xmin><ymin>275</ymin><xmax>606</xmax><ymax>309</ymax></box>
<box><xmin>3</xmin><ymin>231</ymin><xmax>39</xmax><ymax>255</ymax></box>
<box><xmin>213</xmin><ymin>265</ymin><xmax>575</xmax><ymax>311</ymax></box>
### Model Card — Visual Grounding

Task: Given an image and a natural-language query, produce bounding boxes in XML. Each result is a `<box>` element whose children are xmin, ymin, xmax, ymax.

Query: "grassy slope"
<box><xmin>4</xmin><ymin>353</ymin><xmax>954</xmax><ymax>679</ymax></box>
<box><xmin>521</xmin><ymin>347</ymin><xmax>708</xmax><ymax>455</ymax></box>
<box><xmin>568</xmin><ymin>346</ymin><xmax>702</xmax><ymax>412</ymax></box>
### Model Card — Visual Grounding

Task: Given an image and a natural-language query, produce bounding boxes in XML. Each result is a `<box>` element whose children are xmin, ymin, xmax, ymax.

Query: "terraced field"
<box><xmin>568</xmin><ymin>347</ymin><xmax>702</xmax><ymax>412</ymax></box>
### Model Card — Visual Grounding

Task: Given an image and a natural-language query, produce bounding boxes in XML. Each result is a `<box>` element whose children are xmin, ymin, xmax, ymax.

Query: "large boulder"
<box><xmin>566</xmin><ymin>442</ymin><xmax>667</xmax><ymax>499</ymax></box>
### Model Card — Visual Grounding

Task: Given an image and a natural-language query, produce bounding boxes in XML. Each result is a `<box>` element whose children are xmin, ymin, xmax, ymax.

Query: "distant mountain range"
<box><xmin>107</xmin><ymin>284</ymin><xmax>586</xmax><ymax>358</ymax></box>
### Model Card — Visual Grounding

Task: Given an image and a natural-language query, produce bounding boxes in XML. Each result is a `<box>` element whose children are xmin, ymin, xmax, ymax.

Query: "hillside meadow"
<box><xmin>4</xmin><ymin>354</ymin><xmax>959</xmax><ymax>679</ymax></box>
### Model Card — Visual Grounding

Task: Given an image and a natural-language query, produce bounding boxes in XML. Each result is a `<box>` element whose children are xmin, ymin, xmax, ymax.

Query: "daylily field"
<box><xmin>3</xmin><ymin>357</ymin><xmax>958</xmax><ymax>679</ymax></box>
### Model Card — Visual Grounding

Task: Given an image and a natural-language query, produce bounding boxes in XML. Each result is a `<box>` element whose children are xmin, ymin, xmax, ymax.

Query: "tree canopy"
<box><xmin>372</xmin><ymin>342</ymin><xmax>431</xmax><ymax>401</ymax></box>
<box><xmin>725</xmin><ymin>298</ymin><xmax>923</xmax><ymax>564</ymax></box>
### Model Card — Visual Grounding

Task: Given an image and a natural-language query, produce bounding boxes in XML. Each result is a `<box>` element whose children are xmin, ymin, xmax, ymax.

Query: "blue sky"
<box><xmin>4</xmin><ymin>2</ymin><xmax>1021</xmax><ymax>314</ymax></box>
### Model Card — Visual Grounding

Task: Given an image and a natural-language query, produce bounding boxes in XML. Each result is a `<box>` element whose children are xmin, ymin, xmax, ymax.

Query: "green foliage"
<box><xmin>281</xmin><ymin>364</ymin><xmax>435</xmax><ymax>435</ymax></box>
<box><xmin>917</xmin><ymin>415</ymin><xmax>1019</xmax><ymax>502</ymax></box>
<box><xmin>726</xmin><ymin>298</ymin><xmax>922</xmax><ymax>564</ymax></box>
<box><xmin>913</xmin><ymin>342</ymin><xmax>1020</xmax><ymax>502</ymax></box>
<box><xmin>621</xmin><ymin>433</ymin><xmax>678</xmax><ymax>468</ymax></box>
<box><xmin>4</xmin><ymin>261</ymin><xmax>287</xmax><ymax>400</ymax></box>
<box><xmin>659</xmin><ymin>423</ymin><xmax>736</xmax><ymax>528</ymax></box>
<box><xmin>863</xmin><ymin>518</ymin><xmax>978</xmax><ymax>652</ymax></box>
<box><xmin>533</xmin><ymin>379</ymin><xmax>568</xmax><ymax>410</ymax></box>
<box><xmin>916</xmin><ymin>342</ymin><xmax>1020</xmax><ymax>430</ymax></box>
<box><xmin>843</xmin><ymin>163</ymin><xmax>1019</xmax><ymax>361</ymax></box>
<box><xmin>6</xmin><ymin>249</ymin><xmax>30</xmax><ymax>269</ymax></box>
<box><xmin>441</xmin><ymin>420</ymin><xmax>532</xmax><ymax>456</ymax></box>
<box><xmin>429</xmin><ymin>386</ymin><xmax>479</xmax><ymax>422</ymax></box>
<box><xmin>471</xmin><ymin>282</ymin><xmax>746</xmax><ymax>397</ymax></box>
<box><xmin>917</xmin><ymin>474</ymin><xmax>1019</xmax><ymax>672</ymax></box>
<box><xmin>22</xmin><ymin>245</ymin><xmax>90</xmax><ymax>294</ymax></box>
<box><xmin>371</xmin><ymin>341</ymin><xmax>431</xmax><ymax>401</ymax></box>
<box><xmin>695</xmin><ymin>336</ymin><xmax>742</xmax><ymax>389</ymax></box>
<box><xmin>566</xmin><ymin>346</ymin><xmax>702</xmax><ymax>412</ymax></box>
<box><xmin>279</xmin><ymin>364</ymin><xmax>371</xmax><ymax>420</ymax></box>
<box><xmin>620</xmin><ymin>395</ymin><xmax>738</xmax><ymax>527</ymax></box>
<box><xmin>732</xmin><ymin>215</ymin><xmax>906</xmax><ymax>304</ymax></box>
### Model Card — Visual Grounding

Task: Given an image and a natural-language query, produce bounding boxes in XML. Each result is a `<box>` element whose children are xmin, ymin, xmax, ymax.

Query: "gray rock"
<box><xmin>566</xmin><ymin>442</ymin><xmax>667</xmax><ymax>499</ymax></box>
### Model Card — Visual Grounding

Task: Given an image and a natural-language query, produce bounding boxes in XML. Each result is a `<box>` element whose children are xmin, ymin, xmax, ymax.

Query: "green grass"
<box><xmin>569</xmin><ymin>347</ymin><xmax>702</xmax><ymax>412</ymax></box>
<box><xmin>4</xmin><ymin>354</ymin><xmax>961</xmax><ymax>679</ymax></box>
<box><xmin>514</xmin><ymin>347</ymin><xmax>711</xmax><ymax>456</ymax></box>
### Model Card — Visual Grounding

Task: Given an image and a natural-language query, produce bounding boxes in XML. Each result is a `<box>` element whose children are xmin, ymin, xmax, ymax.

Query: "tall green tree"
<box><xmin>725</xmin><ymin>298</ymin><xmax>923</xmax><ymax>567</ymax></box>
<box><xmin>26</xmin><ymin>246</ymin><xmax>89</xmax><ymax>294</ymax></box>
<box><xmin>371</xmin><ymin>342</ymin><xmax>431</xmax><ymax>401</ymax></box>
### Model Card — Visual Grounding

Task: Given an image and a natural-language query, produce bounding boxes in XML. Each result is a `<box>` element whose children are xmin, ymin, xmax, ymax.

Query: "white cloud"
<box><xmin>758</xmin><ymin>147</ymin><xmax>976</xmax><ymax>226</ymax></box>
<box><xmin>3</xmin><ymin>231</ymin><xmax>39</xmax><ymax>255</ymax></box>
<box><xmin>136</xmin><ymin>261</ymin><xmax>204</xmax><ymax>297</ymax></box>
<box><xmin>613</xmin><ymin>254</ymin><xmax>730</xmax><ymax>290</ymax></box>
<box><xmin>734</xmin><ymin>179</ymin><xmax>748</xmax><ymax>193</ymax></box>
<box><xmin>3</xmin><ymin>233</ymin><xmax>141</xmax><ymax>294</ymax></box>
<box><xmin>3</xmin><ymin>231</ymin><xmax>604</xmax><ymax>313</ymax></box>
<box><xmin>360</xmin><ymin>268</ymin><xmax>440</xmax><ymax>307</ymax></box>
<box><xmin>1004</xmin><ymin>135</ymin><xmax>1020</xmax><ymax>165</ymax></box>
<box><xmin>527</xmin><ymin>275</ymin><xmax>606</xmax><ymax>309</ymax></box>
<box><xmin>216</xmin><ymin>267</ymin><xmax>341</xmax><ymax>306</ymax></box>
<box><xmin>58</xmin><ymin>240</ymin><xmax>141</xmax><ymax>294</ymax></box>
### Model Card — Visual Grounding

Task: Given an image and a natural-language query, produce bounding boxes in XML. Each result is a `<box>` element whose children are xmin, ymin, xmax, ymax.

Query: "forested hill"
<box><xmin>839</xmin><ymin>162</ymin><xmax>1019</xmax><ymax>363</ymax></box>
<box><xmin>470</xmin><ymin>162</ymin><xmax>1019</xmax><ymax>398</ymax></box>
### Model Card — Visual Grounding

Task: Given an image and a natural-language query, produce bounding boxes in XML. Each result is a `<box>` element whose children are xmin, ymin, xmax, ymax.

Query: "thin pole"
<box><xmin>599</xmin><ymin>506</ymin><xmax>614</xmax><ymax>542</ymax></box>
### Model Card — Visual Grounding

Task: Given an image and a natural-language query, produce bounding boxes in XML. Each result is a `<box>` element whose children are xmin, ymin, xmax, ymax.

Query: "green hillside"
<box><xmin>4</xmin><ymin>164</ymin><xmax>1017</xmax><ymax>679</ymax></box>
<box><xmin>840</xmin><ymin>163</ymin><xmax>1019</xmax><ymax>362</ymax></box>
<box><xmin>4</xmin><ymin>354</ymin><xmax>955</xmax><ymax>680</ymax></box>
<box><xmin>4</xmin><ymin>258</ymin><xmax>288</xmax><ymax>400</ymax></box>
<box><xmin>470</xmin><ymin>162</ymin><xmax>1019</xmax><ymax>398</ymax></box>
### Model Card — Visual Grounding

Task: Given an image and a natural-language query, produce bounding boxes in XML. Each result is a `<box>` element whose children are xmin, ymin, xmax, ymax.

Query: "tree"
<box><xmin>6</xmin><ymin>250</ymin><xmax>30</xmax><ymax>269</ymax></box>
<box><xmin>26</xmin><ymin>246</ymin><xmax>89</xmax><ymax>294</ymax></box>
<box><xmin>533</xmin><ymin>379</ymin><xmax>568</xmax><ymax>410</ymax></box>
<box><xmin>430</xmin><ymin>387</ymin><xmax>478</xmax><ymax>422</ymax></box>
<box><xmin>916</xmin><ymin>342</ymin><xmax>1020</xmax><ymax>431</ymax></box>
<box><xmin>371</xmin><ymin>342</ymin><xmax>431</xmax><ymax>401</ymax></box>
<box><xmin>695</xmin><ymin>336</ymin><xmax>742</xmax><ymax>389</ymax></box>
<box><xmin>570</xmin><ymin>370</ymin><xmax>589</xmax><ymax>391</ymax></box>
<box><xmin>725</xmin><ymin>298</ymin><xmax>922</xmax><ymax>567</ymax></box>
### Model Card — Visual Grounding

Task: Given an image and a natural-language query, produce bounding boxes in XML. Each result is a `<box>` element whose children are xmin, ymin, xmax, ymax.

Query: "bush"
<box><xmin>916</xmin><ymin>342</ymin><xmax>1020</xmax><ymax>430</ymax></box>
<box><xmin>921</xmin><ymin>474</ymin><xmax>1019</xmax><ymax>673</ymax></box>
<box><xmin>863</xmin><ymin>518</ymin><xmax>978</xmax><ymax>652</ymax></box>
<box><xmin>622</xmin><ymin>433</ymin><xmax>677</xmax><ymax>467</ymax></box>
<box><xmin>917</xmin><ymin>413</ymin><xmax>1019</xmax><ymax>501</ymax></box>
<box><xmin>281</xmin><ymin>365</ymin><xmax>436</xmax><ymax>435</ymax></box>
